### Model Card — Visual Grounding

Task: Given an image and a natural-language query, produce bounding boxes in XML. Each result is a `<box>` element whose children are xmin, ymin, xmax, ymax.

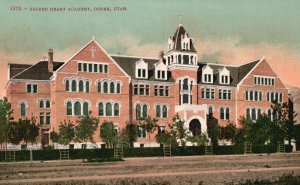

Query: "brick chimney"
<box><xmin>158</xmin><ymin>50</ymin><xmax>164</xmax><ymax>60</ymax></box>
<box><xmin>48</xmin><ymin>49</ymin><xmax>53</xmax><ymax>73</ymax></box>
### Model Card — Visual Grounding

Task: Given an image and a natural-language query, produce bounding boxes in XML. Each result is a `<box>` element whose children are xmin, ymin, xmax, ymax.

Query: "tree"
<box><xmin>169</xmin><ymin>114</ymin><xmax>188</xmax><ymax>147</ymax></box>
<box><xmin>0</xmin><ymin>97</ymin><xmax>13</xmax><ymax>149</ymax></box>
<box><xmin>187</xmin><ymin>133</ymin><xmax>208</xmax><ymax>146</ymax></box>
<box><xmin>100</xmin><ymin>121</ymin><xmax>117</xmax><ymax>148</ymax></box>
<box><xmin>7</xmin><ymin>118</ymin><xmax>39</xmax><ymax>146</ymax></box>
<box><xmin>57</xmin><ymin>120</ymin><xmax>75</xmax><ymax>146</ymax></box>
<box><xmin>125</xmin><ymin>122</ymin><xmax>138</xmax><ymax>147</ymax></box>
<box><xmin>215</xmin><ymin>123</ymin><xmax>237</xmax><ymax>144</ymax></box>
<box><xmin>138</xmin><ymin>117</ymin><xmax>158</xmax><ymax>142</ymax></box>
<box><xmin>75</xmin><ymin>113</ymin><xmax>99</xmax><ymax>144</ymax></box>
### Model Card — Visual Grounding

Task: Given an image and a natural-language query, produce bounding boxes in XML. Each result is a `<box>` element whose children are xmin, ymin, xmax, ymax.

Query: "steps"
<box><xmin>244</xmin><ymin>142</ymin><xmax>252</xmax><ymax>154</ymax></box>
<box><xmin>114</xmin><ymin>147</ymin><xmax>123</xmax><ymax>158</ymax></box>
<box><xmin>163</xmin><ymin>144</ymin><xmax>172</xmax><ymax>157</ymax></box>
<box><xmin>277</xmin><ymin>143</ymin><xmax>285</xmax><ymax>153</ymax></box>
<box><xmin>59</xmin><ymin>149</ymin><xmax>69</xmax><ymax>160</ymax></box>
<box><xmin>205</xmin><ymin>145</ymin><xmax>213</xmax><ymax>155</ymax></box>
<box><xmin>5</xmin><ymin>150</ymin><xmax>15</xmax><ymax>162</ymax></box>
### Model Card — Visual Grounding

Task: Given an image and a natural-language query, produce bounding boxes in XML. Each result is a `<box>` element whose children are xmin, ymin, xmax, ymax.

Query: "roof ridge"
<box><xmin>110</xmin><ymin>54</ymin><xmax>158</xmax><ymax>60</ymax></box>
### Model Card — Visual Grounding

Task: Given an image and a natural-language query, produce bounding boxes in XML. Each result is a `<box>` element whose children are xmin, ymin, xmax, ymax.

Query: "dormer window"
<box><xmin>181</xmin><ymin>32</ymin><xmax>191</xmax><ymax>51</ymax></box>
<box><xmin>168</xmin><ymin>37</ymin><xmax>174</xmax><ymax>51</ymax></box>
<box><xmin>202</xmin><ymin>65</ymin><xmax>213</xmax><ymax>83</ymax></box>
<box><xmin>135</xmin><ymin>59</ymin><xmax>148</xmax><ymax>79</ymax></box>
<box><xmin>219</xmin><ymin>67</ymin><xmax>230</xmax><ymax>85</ymax></box>
<box><xmin>154</xmin><ymin>60</ymin><xmax>167</xmax><ymax>80</ymax></box>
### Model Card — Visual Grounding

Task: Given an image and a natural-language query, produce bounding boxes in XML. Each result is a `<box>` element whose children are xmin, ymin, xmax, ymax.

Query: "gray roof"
<box><xmin>197</xmin><ymin>60</ymin><xmax>259</xmax><ymax>86</ymax></box>
<box><xmin>9</xmin><ymin>64</ymin><xmax>32</xmax><ymax>78</ymax></box>
<box><xmin>111</xmin><ymin>55</ymin><xmax>175</xmax><ymax>82</ymax></box>
<box><xmin>11</xmin><ymin>61</ymin><xmax>64</xmax><ymax>80</ymax></box>
<box><xmin>169</xmin><ymin>25</ymin><xmax>197</xmax><ymax>53</ymax></box>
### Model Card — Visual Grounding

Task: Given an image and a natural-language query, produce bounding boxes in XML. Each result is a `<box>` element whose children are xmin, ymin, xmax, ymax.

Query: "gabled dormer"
<box><xmin>202</xmin><ymin>65</ymin><xmax>213</xmax><ymax>83</ymax></box>
<box><xmin>219</xmin><ymin>67</ymin><xmax>230</xmax><ymax>85</ymax></box>
<box><xmin>181</xmin><ymin>32</ymin><xmax>193</xmax><ymax>51</ymax></box>
<box><xmin>154</xmin><ymin>60</ymin><xmax>168</xmax><ymax>80</ymax></box>
<box><xmin>135</xmin><ymin>59</ymin><xmax>148</xmax><ymax>79</ymax></box>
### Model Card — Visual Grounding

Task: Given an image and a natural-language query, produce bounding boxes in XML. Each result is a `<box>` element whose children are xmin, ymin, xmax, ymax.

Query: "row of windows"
<box><xmin>134</xmin><ymin>84</ymin><xmax>150</xmax><ymax>96</ymax></box>
<box><xmin>156</xmin><ymin>70</ymin><xmax>166</xmax><ymax>80</ymax></box>
<box><xmin>200</xmin><ymin>88</ymin><xmax>231</xmax><ymax>100</ymax></box>
<box><xmin>66</xmin><ymin>101</ymin><xmax>89</xmax><ymax>116</ymax></box>
<box><xmin>78</xmin><ymin>62</ymin><xmax>108</xmax><ymax>74</ymax></box>
<box><xmin>219</xmin><ymin>107</ymin><xmax>230</xmax><ymax>120</ymax></box>
<box><xmin>254</xmin><ymin>76</ymin><xmax>275</xmax><ymax>86</ymax></box>
<box><xmin>137</xmin><ymin>68</ymin><xmax>147</xmax><ymax>78</ymax></box>
<box><xmin>266</xmin><ymin>92</ymin><xmax>283</xmax><ymax>103</ymax></box>
<box><xmin>154</xmin><ymin>85</ymin><xmax>170</xmax><ymax>97</ymax></box>
<box><xmin>97</xmin><ymin>81</ymin><xmax>121</xmax><ymax>94</ymax></box>
<box><xmin>155</xmin><ymin>105</ymin><xmax>168</xmax><ymax>118</ymax></box>
<box><xmin>40</xmin><ymin>112</ymin><xmax>51</xmax><ymax>125</ymax></box>
<box><xmin>136</xmin><ymin>104</ymin><xmax>148</xmax><ymax>119</ymax></box>
<box><xmin>245</xmin><ymin>90</ymin><xmax>262</xmax><ymax>101</ymax></box>
<box><xmin>246</xmin><ymin>108</ymin><xmax>262</xmax><ymax>120</ymax></box>
<box><xmin>220</xmin><ymin>75</ymin><xmax>229</xmax><ymax>84</ymax></box>
<box><xmin>66</xmin><ymin>79</ymin><xmax>90</xmax><ymax>93</ymax></box>
<box><xmin>98</xmin><ymin>102</ymin><xmax>120</xmax><ymax>117</ymax></box>
<box><xmin>38</xmin><ymin>99</ymin><xmax>51</xmax><ymax>109</ymax></box>
<box><xmin>203</xmin><ymin>74</ymin><xmax>212</xmax><ymax>83</ymax></box>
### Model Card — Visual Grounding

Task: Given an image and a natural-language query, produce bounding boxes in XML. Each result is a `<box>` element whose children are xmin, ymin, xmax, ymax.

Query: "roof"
<box><xmin>197</xmin><ymin>60</ymin><xmax>260</xmax><ymax>86</ymax></box>
<box><xmin>11</xmin><ymin>61</ymin><xmax>64</xmax><ymax>80</ymax></box>
<box><xmin>170</xmin><ymin>25</ymin><xmax>197</xmax><ymax>53</ymax></box>
<box><xmin>111</xmin><ymin>55</ymin><xmax>175</xmax><ymax>82</ymax></box>
<box><xmin>9</xmin><ymin>64</ymin><xmax>32</xmax><ymax>78</ymax></box>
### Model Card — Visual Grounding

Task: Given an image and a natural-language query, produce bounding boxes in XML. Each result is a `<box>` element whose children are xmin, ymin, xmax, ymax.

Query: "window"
<box><xmin>83</xmin><ymin>102</ymin><xmax>89</xmax><ymax>116</ymax></box>
<box><xmin>156</xmin><ymin>70</ymin><xmax>167</xmax><ymax>80</ymax></box>
<box><xmin>154</xmin><ymin>85</ymin><xmax>169</xmax><ymax>97</ymax></box>
<box><xmin>79</xmin><ymin>80</ymin><xmax>84</xmax><ymax>92</ymax></box>
<box><xmin>220</xmin><ymin>75</ymin><xmax>229</xmax><ymax>84</ymax></box>
<box><xmin>106</xmin><ymin>102</ymin><xmax>112</xmax><ymax>116</ymax></box>
<box><xmin>78</xmin><ymin>63</ymin><xmax>82</xmax><ymax>71</ymax></box>
<box><xmin>45</xmin><ymin>101</ymin><xmax>50</xmax><ymax>108</ymax></box>
<box><xmin>104</xmin><ymin>65</ymin><xmax>108</xmax><ymax>73</ymax></box>
<box><xmin>98</xmin><ymin>82</ymin><xmax>101</xmax><ymax>93</ymax></box>
<box><xmin>74</xmin><ymin>101</ymin><xmax>81</xmax><ymax>116</ymax></box>
<box><xmin>72</xmin><ymin>80</ymin><xmax>77</xmax><ymax>92</ymax></box>
<box><xmin>156</xmin><ymin>105</ymin><xmax>160</xmax><ymax>118</ymax></box>
<box><xmin>267</xmin><ymin>92</ymin><xmax>283</xmax><ymax>103</ymax></box>
<box><xmin>140</xmin><ymin>85</ymin><xmax>145</xmax><ymax>95</ymax></box>
<box><xmin>138</xmin><ymin>127</ymin><xmax>146</xmax><ymax>138</ymax></box>
<box><xmin>110</xmin><ymin>82</ymin><xmax>115</xmax><ymax>93</ymax></box>
<box><xmin>46</xmin><ymin>112</ymin><xmax>50</xmax><ymax>125</ymax></box>
<box><xmin>158</xmin><ymin>126</ymin><xmax>166</xmax><ymax>135</ymax></box>
<box><xmin>83</xmin><ymin>63</ymin><xmax>87</xmax><ymax>72</ymax></box>
<box><xmin>94</xmin><ymin>64</ymin><xmax>98</xmax><ymax>72</ymax></box>
<box><xmin>27</xmin><ymin>84</ymin><xmax>37</xmax><ymax>93</ymax></box>
<box><xmin>137</xmin><ymin>68</ymin><xmax>147</xmax><ymax>78</ymax></box>
<box><xmin>201</xmin><ymin>88</ymin><xmax>215</xmax><ymax>99</ymax></box>
<box><xmin>247</xmin><ymin>108</ymin><xmax>262</xmax><ymax>120</ymax></box>
<box><xmin>78</xmin><ymin>62</ymin><xmax>108</xmax><ymax>74</ymax></box>
<box><xmin>203</xmin><ymin>74</ymin><xmax>212</xmax><ymax>83</ymax></box>
<box><xmin>86</xmin><ymin>81</ymin><xmax>90</xmax><ymax>93</ymax></box>
<box><xmin>116</xmin><ymin>83</ymin><xmax>121</xmax><ymax>94</ymax></box>
<box><xmin>67</xmin><ymin>102</ymin><xmax>72</xmax><ymax>115</ymax></box>
<box><xmin>66</xmin><ymin>80</ymin><xmax>70</xmax><ymax>91</ymax></box>
<box><xmin>20</xmin><ymin>103</ymin><xmax>26</xmax><ymax>117</ymax></box>
<box><xmin>39</xmin><ymin>101</ymin><xmax>44</xmax><ymax>108</ymax></box>
<box><xmin>220</xmin><ymin>108</ymin><xmax>224</xmax><ymax>120</ymax></box>
<box><xmin>40</xmin><ymin>113</ymin><xmax>44</xmax><ymax>125</ymax></box>
<box><xmin>98</xmin><ymin>102</ymin><xmax>104</xmax><ymax>116</ymax></box>
<box><xmin>142</xmin><ymin>104</ymin><xmax>148</xmax><ymax>118</ymax></box>
<box><xmin>88</xmin><ymin>64</ymin><xmax>92</xmax><ymax>72</ymax></box>
<box><xmin>219</xmin><ymin>89</ymin><xmax>231</xmax><ymax>100</ymax></box>
<box><xmin>114</xmin><ymin>103</ymin><xmax>119</xmax><ymax>116</ymax></box>
<box><xmin>225</xmin><ymin>108</ymin><xmax>230</xmax><ymax>120</ymax></box>
<box><xmin>254</xmin><ymin>76</ymin><xmax>275</xmax><ymax>86</ymax></box>
<box><xmin>103</xmin><ymin>82</ymin><xmax>108</xmax><ymax>93</ymax></box>
<box><xmin>220</xmin><ymin>107</ymin><xmax>229</xmax><ymax>120</ymax></box>
<box><xmin>134</xmin><ymin>84</ymin><xmax>150</xmax><ymax>96</ymax></box>
<box><xmin>162</xmin><ymin>105</ymin><xmax>168</xmax><ymax>118</ymax></box>
<box><xmin>246</xmin><ymin>90</ymin><xmax>262</xmax><ymax>101</ymax></box>
<box><xmin>136</xmin><ymin>104</ymin><xmax>141</xmax><ymax>120</ymax></box>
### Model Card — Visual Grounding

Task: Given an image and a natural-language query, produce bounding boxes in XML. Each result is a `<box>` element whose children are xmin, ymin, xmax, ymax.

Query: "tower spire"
<box><xmin>179</xmin><ymin>14</ymin><xmax>182</xmax><ymax>26</ymax></box>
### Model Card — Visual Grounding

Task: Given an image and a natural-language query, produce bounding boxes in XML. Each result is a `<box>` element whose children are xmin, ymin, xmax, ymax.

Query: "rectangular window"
<box><xmin>219</xmin><ymin>89</ymin><xmax>231</xmax><ymax>100</ymax></box>
<box><xmin>139</xmin><ymin>85</ymin><xmax>145</xmax><ymax>95</ymax></box>
<box><xmin>104</xmin><ymin>65</ymin><xmax>108</xmax><ymax>73</ymax></box>
<box><xmin>27</xmin><ymin>84</ymin><xmax>37</xmax><ymax>93</ymax></box>
<box><xmin>154</xmin><ymin>85</ymin><xmax>158</xmax><ymax>96</ymax></box>
<box><xmin>88</xmin><ymin>63</ymin><xmax>93</xmax><ymax>72</ymax></box>
<box><xmin>94</xmin><ymin>64</ymin><xmax>98</xmax><ymax>72</ymax></box>
<box><xmin>138</xmin><ymin>69</ymin><xmax>141</xmax><ymax>77</ymax></box>
<box><xmin>157</xmin><ymin>71</ymin><xmax>161</xmax><ymax>79</ymax></box>
<box><xmin>159</xmin><ymin>86</ymin><xmax>164</xmax><ymax>96</ymax></box>
<box><xmin>46</xmin><ymin>112</ymin><xmax>50</xmax><ymax>125</ymax></box>
<box><xmin>138</xmin><ymin>127</ymin><xmax>146</xmax><ymax>138</ymax></box>
<box><xmin>99</xmin><ymin>64</ymin><xmax>103</xmax><ymax>73</ymax></box>
<box><xmin>134</xmin><ymin>84</ymin><xmax>138</xmax><ymax>95</ymax></box>
<box><xmin>40</xmin><ymin>112</ymin><xmax>44</xmax><ymax>125</ymax></box>
<box><xmin>83</xmin><ymin>63</ymin><xmax>87</xmax><ymax>72</ymax></box>
<box><xmin>142</xmin><ymin>69</ymin><xmax>146</xmax><ymax>78</ymax></box>
<box><xmin>208</xmin><ymin>75</ymin><xmax>211</xmax><ymax>82</ymax></box>
<box><xmin>145</xmin><ymin>85</ymin><xmax>150</xmax><ymax>95</ymax></box>
<box><xmin>27</xmin><ymin>84</ymin><xmax>31</xmax><ymax>93</ymax></box>
<box><xmin>78</xmin><ymin>63</ymin><xmax>82</xmax><ymax>71</ymax></box>
<box><xmin>165</xmin><ymin>86</ymin><xmax>169</xmax><ymax>96</ymax></box>
<box><xmin>33</xmin><ymin>85</ymin><xmax>37</xmax><ymax>93</ymax></box>
<box><xmin>158</xmin><ymin>126</ymin><xmax>166</xmax><ymax>135</ymax></box>
<box><xmin>162</xmin><ymin>71</ymin><xmax>165</xmax><ymax>79</ymax></box>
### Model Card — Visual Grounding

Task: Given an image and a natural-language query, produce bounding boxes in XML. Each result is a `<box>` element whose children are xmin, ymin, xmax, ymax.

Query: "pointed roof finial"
<box><xmin>92</xmin><ymin>35</ymin><xmax>95</xmax><ymax>40</ymax></box>
<box><xmin>179</xmin><ymin>14</ymin><xmax>182</xmax><ymax>26</ymax></box>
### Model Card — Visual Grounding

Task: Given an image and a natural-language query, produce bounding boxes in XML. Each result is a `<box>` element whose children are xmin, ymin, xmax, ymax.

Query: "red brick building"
<box><xmin>5</xmin><ymin>24</ymin><xmax>288</xmax><ymax>148</ymax></box>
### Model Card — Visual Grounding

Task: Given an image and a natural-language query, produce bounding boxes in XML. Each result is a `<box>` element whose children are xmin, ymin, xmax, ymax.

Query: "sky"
<box><xmin>0</xmin><ymin>0</ymin><xmax>300</xmax><ymax>94</ymax></box>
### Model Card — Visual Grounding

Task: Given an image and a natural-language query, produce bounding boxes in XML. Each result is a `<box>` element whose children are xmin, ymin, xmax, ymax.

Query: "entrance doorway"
<box><xmin>189</xmin><ymin>119</ymin><xmax>201</xmax><ymax>136</ymax></box>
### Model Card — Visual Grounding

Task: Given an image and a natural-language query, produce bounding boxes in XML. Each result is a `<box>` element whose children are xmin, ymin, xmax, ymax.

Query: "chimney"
<box><xmin>48</xmin><ymin>49</ymin><xmax>53</xmax><ymax>73</ymax></box>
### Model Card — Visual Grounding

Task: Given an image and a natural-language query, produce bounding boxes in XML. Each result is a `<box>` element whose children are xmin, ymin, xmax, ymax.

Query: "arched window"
<box><xmin>72</xmin><ymin>80</ymin><xmax>77</xmax><ymax>92</ymax></box>
<box><xmin>251</xmin><ymin>108</ymin><xmax>256</xmax><ymax>120</ymax></box>
<box><xmin>66</xmin><ymin>80</ymin><xmax>70</xmax><ymax>91</ymax></box>
<box><xmin>162</xmin><ymin>105</ymin><xmax>167</xmax><ymax>118</ymax></box>
<box><xmin>220</xmin><ymin>107</ymin><xmax>224</xmax><ymax>120</ymax></box>
<box><xmin>79</xmin><ymin>80</ymin><xmax>84</xmax><ymax>92</ymax></box>
<box><xmin>98</xmin><ymin>102</ymin><xmax>104</xmax><ymax>116</ymax></box>
<box><xmin>45</xmin><ymin>100</ymin><xmax>50</xmax><ymax>108</ymax></box>
<box><xmin>20</xmin><ymin>103</ymin><xmax>26</xmax><ymax>117</ymax></box>
<box><xmin>156</xmin><ymin>105</ymin><xmax>161</xmax><ymax>118</ymax></box>
<box><xmin>208</xmin><ymin>107</ymin><xmax>213</xmax><ymax>118</ymax></box>
<box><xmin>103</xmin><ymin>82</ymin><xmax>108</xmax><ymax>93</ymax></box>
<box><xmin>74</xmin><ymin>101</ymin><xmax>81</xmax><ymax>116</ymax></box>
<box><xmin>67</xmin><ymin>101</ymin><xmax>72</xmax><ymax>115</ymax></box>
<box><xmin>254</xmin><ymin>91</ymin><xmax>258</xmax><ymax>101</ymax></box>
<box><xmin>249</xmin><ymin>91</ymin><xmax>253</xmax><ymax>101</ymax></box>
<box><xmin>136</xmin><ymin>104</ymin><xmax>141</xmax><ymax>119</ymax></box>
<box><xmin>114</xmin><ymin>103</ymin><xmax>119</xmax><ymax>116</ymax></box>
<box><xmin>258</xmin><ymin>109</ymin><xmax>262</xmax><ymax>117</ymax></box>
<box><xmin>86</xmin><ymin>81</ymin><xmax>90</xmax><ymax>93</ymax></box>
<box><xmin>39</xmin><ymin>101</ymin><xmax>44</xmax><ymax>108</ymax></box>
<box><xmin>142</xmin><ymin>104</ymin><xmax>148</xmax><ymax>118</ymax></box>
<box><xmin>116</xmin><ymin>83</ymin><xmax>121</xmax><ymax>94</ymax></box>
<box><xmin>110</xmin><ymin>82</ymin><xmax>115</xmax><ymax>93</ymax></box>
<box><xmin>268</xmin><ymin>109</ymin><xmax>272</xmax><ymax>120</ymax></box>
<box><xmin>225</xmin><ymin>108</ymin><xmax>230</xmax><ymax>120</ymax></box>
<box><xmin>98</xmin><ymin>82</ymin><xmax>101</xmax><ymax>93</ymax></box>
<box><xmin>106</xmin><ymin>102</ymin><xmax>112</xmax><ymax>116</ymax></box>
<box><xmin>83</xmin><ymin>102</ymin><xmax>89</xmax><ymax>116</ymax></box>
<box><xmin>246</xmin><ymin>108</ymin><xmax>250</xmax><ymax>119</ymax></box>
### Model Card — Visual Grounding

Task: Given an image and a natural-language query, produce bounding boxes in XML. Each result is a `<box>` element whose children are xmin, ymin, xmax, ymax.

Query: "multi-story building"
<box><xmin>5</xmin><ymin>24</ymin><xmax>288</xmax><ymax>148</ymax></box>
